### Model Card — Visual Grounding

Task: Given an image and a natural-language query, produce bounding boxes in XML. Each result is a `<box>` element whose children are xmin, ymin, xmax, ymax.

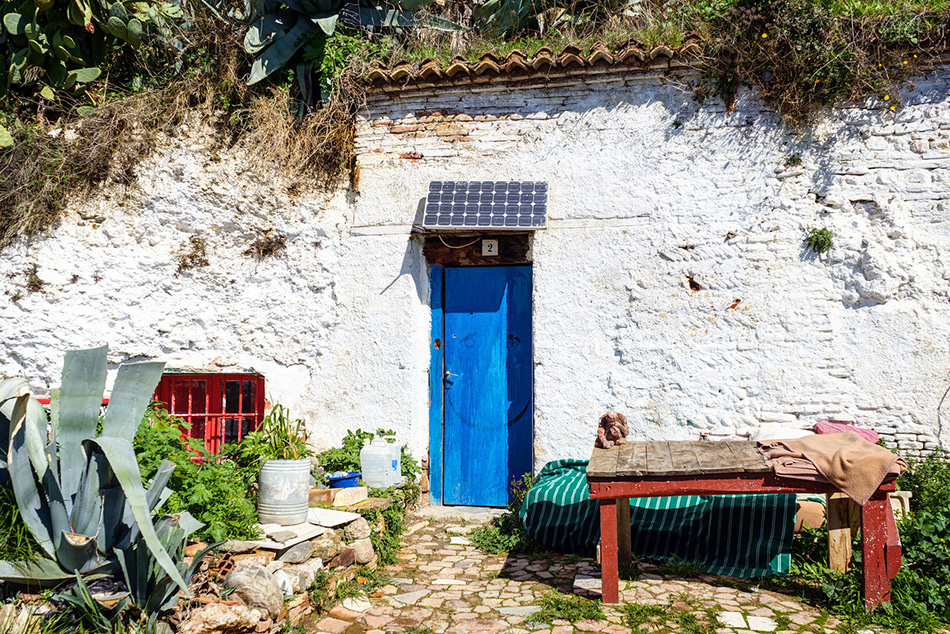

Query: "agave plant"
<box><xmin>0</xmin><ymin>346</ymin><xmax>186</xmax><ymax>596</ymax></box>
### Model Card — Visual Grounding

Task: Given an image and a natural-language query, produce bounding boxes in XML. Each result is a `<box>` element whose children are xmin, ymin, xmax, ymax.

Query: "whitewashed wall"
<box><xmin>2</xmin><ymin>67</ymin><xmax>949</xmax><ymax>473</ymax></box>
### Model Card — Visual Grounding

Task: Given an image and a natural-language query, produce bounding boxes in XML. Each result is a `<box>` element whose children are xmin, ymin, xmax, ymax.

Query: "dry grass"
<box><xmin>0</xmin><ymin>2</ymin><xmax>362</xmax><ymax>251</ymax></box>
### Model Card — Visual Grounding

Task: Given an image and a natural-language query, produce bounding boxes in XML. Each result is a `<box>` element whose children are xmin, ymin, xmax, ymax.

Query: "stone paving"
<box><xmin>306</xmin><ymin>516</ymin><xmax>847</xmax><ymax>634</ymax></box>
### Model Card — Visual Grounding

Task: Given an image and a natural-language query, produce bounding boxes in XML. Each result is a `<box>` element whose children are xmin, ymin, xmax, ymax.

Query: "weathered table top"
<box><xmin>587</xmin><ymin>440</ymin><xmax>771</xmax><ymax>479</ymax></box>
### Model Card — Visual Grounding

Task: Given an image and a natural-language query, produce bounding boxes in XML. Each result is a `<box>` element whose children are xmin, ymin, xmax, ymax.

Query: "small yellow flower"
<box><xmin>890</xmin><ymin>106</ymin><xmax>896</xmax><ymax>111</ymax></box>
<box><xmin>903</xmin><ymin>60</ymin><xmax>908</xmax><ymax>65</ymax></box>
<box><xmin>883</xmin><ymin>94</ymin><xmax>890</xmax><ymax>101</ymax></box>
<box><xmin>761</xmin><ymin>33</ymin><xmax>768</xmax><ymax>38</ymax></box>
<box><xmin>914</xmin><ymin>54</ymin><xmax>918</xmax><ymax>58</ymax></box>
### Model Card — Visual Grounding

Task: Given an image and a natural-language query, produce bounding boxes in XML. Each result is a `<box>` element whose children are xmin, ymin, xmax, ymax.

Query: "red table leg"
<box><xmin>861</xmin><ymin>491</ymin><xmax>891</xmax><ymax>610</ymax></box>
<box><xmin>599</xmin><ymin>498</ymin><xmax>619</xmax><ymax>604</ymax></box>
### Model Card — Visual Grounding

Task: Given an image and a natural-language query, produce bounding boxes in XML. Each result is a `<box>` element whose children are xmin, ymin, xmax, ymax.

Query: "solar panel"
<box><xmin>423</xmin><ymin>181</ymin><xmax>548</xmax><ymax>230</ymax></box>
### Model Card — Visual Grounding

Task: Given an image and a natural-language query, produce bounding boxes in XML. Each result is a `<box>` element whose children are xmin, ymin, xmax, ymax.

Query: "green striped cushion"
<box><xmin>519</xmin><ymin>459</ymin><xmax>795</xmax><ymax>577</ymax></box>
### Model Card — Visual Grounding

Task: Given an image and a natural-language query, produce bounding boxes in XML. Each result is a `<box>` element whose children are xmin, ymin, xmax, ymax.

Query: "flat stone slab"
<box><xmin>573</xmin><ymin>575</ymin><xmax>601</xmax><ymax>590</ymax></box>
<box><xmin>343</xmin><ymin>497</ymin><xmax>393</xmax><ymax>513</ymax></box>
<box><xmin>497</xmin><ymin>606</ymin><xmax>541</xmax><ymax>616</ymax></box>
<box><xmin>391</xmin><ymin>590</ymin><xmax>429</xmax><ymax>605</ymax></box>
<box><xmin>449</xmin><ymin>536</ymin><xmax>471</xmax><ymax>545</ymax></box>
<box><xmin>431</xmin><ymin>578</ymin><xmax>467</xmax><ymax>585</ymax></box>
<box><xmin>718</xmin><ymin>612</ymin><xmax>747</xmax><ymax>628</ymax></box>
<box><xmin>248</xmin><ymin>522</ymin><xmax>326</xmax><ymax>550</ymax></box>
<box><xmin>308</xmin><ymin>507</ymin><xmax>362</xmax><ymax>528</ymax></box>
<box><xmin>746</xmin><ymin>615</ymin><xmax>778</xmax><ymax>632</ymax></box>
<box><xmin>341</xmin><ymin>597</ymin><xmax>372</xmax><ymax>612</ymax></box>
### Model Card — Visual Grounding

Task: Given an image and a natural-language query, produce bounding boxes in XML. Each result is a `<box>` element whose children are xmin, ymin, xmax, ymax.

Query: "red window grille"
<box><xmin>153</xmin><ymin>373</ymin><xmax>265</xmax><ymax>455</ymax></box>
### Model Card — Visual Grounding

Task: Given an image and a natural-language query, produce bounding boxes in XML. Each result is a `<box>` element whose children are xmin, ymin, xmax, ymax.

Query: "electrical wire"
<box><xmin>437</xmin><ymin>234</ymin><xmax>481</xmax><ymax>249</ymax></box>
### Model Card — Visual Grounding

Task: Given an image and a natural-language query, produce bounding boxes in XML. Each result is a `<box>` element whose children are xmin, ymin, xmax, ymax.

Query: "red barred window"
<box><xmin>154</xmin><ymin>373</ymin><xmax>265</xmax><ymax>455</ymax></box>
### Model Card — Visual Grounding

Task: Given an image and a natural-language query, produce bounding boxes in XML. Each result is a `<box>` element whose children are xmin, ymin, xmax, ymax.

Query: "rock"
<box><xmin>272</xmin><ymin>569</ymin><xmax>294</xmax><ymax>597</ymax></box>
<box><xmin>233</xmin><ymin>551</ymin><xmax>276</xmax><ymax>567</ymax></box>
<box><xmin>340</xmin><ymin>597</ymin><xmax>372</xmax><ymax>612</ymax></box>
<box><xmin>225</xmin><ymin>564</ymin><xmax>284</xmax><ymax>620</ymax></box>
<box><xmin>155</xmin><ymin>621</ymin><xmax>174</xmax><ymax>634</ymax></box>
<box><xmin>328</xmin><ymin>547</ymin><xmax>355</xmax><ymax>568</ymax></box>
<box><xmin>254</xmin><ymin>619</ymin><xmax>273</xmax><ymax>633</ymax></box>
<box><xmin>310</xmin><ymin>531</ymin><xmax>345</xmax><ymax>561</ymax></box>
<box><xmin>178</xmin><ymin>603</ymin><xmax>261</xmax><ymax>634</ymax></box>
<box><xmin>185</xmin><ymin>542</ymin><xmax>208</xmax><ymax>557</ymax></box>
<box><xmin>264</xmin><ymin>561</ymin><xmax>285</xmax><ymax>573</ymax></box>
<box><xmin>332</xmin><ymin>486</ymin><xmax>368</xmax><ymax>507</ymax></box>
<box><xmin>309</xmin><ymin>488</ymin><xmax>333</xmax><ymax>507</ymax></box>
<box><xmin>285</xmin><ymin>558</ymin><xmax>324</xmax><ymax>593</ymax></box>
<box><xmin>266</xmin><ymin>530</ymin><xmax>297</xmax><ymax>543</ymax></box>
<box><xmin>351</xmin><ymin>538</ymin><xmax>374</xmax><ymax>565</ymax></box>
<box><xmin>222</xmin><ymin>541</ymin><xmax>260</xmax><ymax>554</ymax></box>
<box><xmin>278</xmin><ymin>541</ymin><xmax>314</xmax><ymax>564</ymax></box>
<box><xmin>342</xmin><ymin>497</ymin><xmax>392</xmax><ymax>513</ymax></box>
<box><xmin>344</xmin><ymin>518</ymin><xmax>371</xmax><ymax>541</ymax></box>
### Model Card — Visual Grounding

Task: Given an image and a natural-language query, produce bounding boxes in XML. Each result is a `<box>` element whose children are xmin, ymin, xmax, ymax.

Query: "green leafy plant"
<box><xmin>316</xmin><ymin>428</ymin><xmax>374</xmax><ymax>474</ymax></box>
<box><xmin>232</xmin><ymin>404</ymin><xmax>313</xmax><ymax>465</ymax></box>
<box><xmin>135</xmin><ymin>406</ymin><xmax>261</xmax><ymax>543</ymax></box>
<box><xmin>804</xmin><ymin>226</ymin><xmax>833</xmax><ymax>253</ymax></box>
<box><xmin>316</xmin><ymin>427</ymin><xmax>418</xmax><ymax>482</ymax></box>
<box><xmin>898</xmin><ymin>448</ymin><xmax>950</xmax><ymax>513</ymax></box>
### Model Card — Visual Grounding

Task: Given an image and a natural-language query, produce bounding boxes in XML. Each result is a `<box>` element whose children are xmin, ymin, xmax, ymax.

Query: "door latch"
<box><xmin>444</xmin><ymin>370</ymin><xmax>458</xmax><ymax>380</ymax></box>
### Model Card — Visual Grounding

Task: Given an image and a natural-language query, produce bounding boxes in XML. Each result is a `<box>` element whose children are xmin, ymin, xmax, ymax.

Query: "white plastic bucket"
<box><xmin>257</xmin><ymin>458</ymin><xmax>311</xmax><ymax>525</ymax></box>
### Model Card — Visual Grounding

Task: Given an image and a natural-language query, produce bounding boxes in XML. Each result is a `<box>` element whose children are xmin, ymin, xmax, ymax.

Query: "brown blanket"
<box><xmin>757</xmin><ymin>431</ymin><xmax>907</xmax><ymax>505</ymax></box>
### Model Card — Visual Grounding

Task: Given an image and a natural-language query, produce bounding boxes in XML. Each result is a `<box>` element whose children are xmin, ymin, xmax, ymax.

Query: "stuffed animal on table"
<box><xmin>595</xmin><ymin>410</ymin><xmax>629</xmax><ymax>449</ymax></box>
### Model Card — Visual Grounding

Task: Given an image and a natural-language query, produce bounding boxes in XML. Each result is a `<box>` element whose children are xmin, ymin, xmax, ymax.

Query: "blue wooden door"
<box><xmin>443</xmin><ymin>266</ymin><xmax>533</xmax><ymax>506</ymax></box>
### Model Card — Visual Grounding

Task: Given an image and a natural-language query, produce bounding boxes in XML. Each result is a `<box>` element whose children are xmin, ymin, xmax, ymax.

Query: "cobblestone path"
<box><xmin>309</xmin><ymin>517</ymin><xmax>846</xmax><ymax>634</ymax></box>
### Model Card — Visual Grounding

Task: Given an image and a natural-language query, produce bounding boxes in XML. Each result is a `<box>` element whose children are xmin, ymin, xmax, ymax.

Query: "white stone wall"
<box><xmin>357</xmin><ymin>68</ymin><xmax>950</xmax><ymax>461</ymax></box>
<box><xmin>3</xmin><ymin>67</ymin><xmax>950</xmax><ymax>474</ymax></box>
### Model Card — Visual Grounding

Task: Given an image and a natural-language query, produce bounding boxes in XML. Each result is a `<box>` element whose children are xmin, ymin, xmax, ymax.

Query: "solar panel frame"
<box><xmin>422</xmin><ymin>181</ymin><xmax>548</xmax><ymax>231</ymax></box>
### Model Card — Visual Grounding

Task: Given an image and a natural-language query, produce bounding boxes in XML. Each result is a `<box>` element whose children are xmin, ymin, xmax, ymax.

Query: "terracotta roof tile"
<box><xmin>365</xmin><ymin>40</ymin><xmax>705</xmax><ymax>89</ymax></box>
<box><xmin>649</xmin><ymin>44</ymin><xmax>674</xmax><ymax>60</ymax></box>
<box><xmin>474</xmin><ymin>52</ymin><xmax>502</xmax><ymax>75</ymax></box>
<box><xmin>445</xmin><ymin>55</ymin><xmax>471</xmax><ymax>77</ymax></box>
<box><xmin>588</xmin><ymin>40</ymin><xmax>613</xmax><ymax>65</ymax></box>
<box><xmin>419</xmin><ymin>58</ymin><xmax>444</xmax><ymax>79</ymax></box>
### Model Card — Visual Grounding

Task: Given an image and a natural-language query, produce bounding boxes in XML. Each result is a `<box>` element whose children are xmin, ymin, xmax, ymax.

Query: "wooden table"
<box><xmin>587</xmin><ymin>441</ymin><xmax>901</xmax><ymax>609</ymax></box>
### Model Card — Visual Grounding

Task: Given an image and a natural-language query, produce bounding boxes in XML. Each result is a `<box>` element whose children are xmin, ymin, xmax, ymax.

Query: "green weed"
<box><xmin>333</xmin><ymin>566</ymin><xmax>390</xmax><ymax>601</ymax></box>
<box><xmin>622</xmin><ymin>598</ymin><xmax>720</xmax><ymax>634</ymax></box>
<box><xmin>533</xmin><ymin>591</ymin><xmax>604</xmax><ymax>624</ymax></box>
<box><xmin>654</xmin><ymin>556</ymin><xmax>704</xmax><ymax>578</ymax></box>
<box><xmin>0</xmin><ymin>480</ymin><xmax>44</xmax><ymax>563</ymax></box>
<box><xmin>760</xmin><ymin>449</ymin><xmax>950</xmax><ymax>633</ymax></box>
<box><xmin>469</xmin><ymin>474</ymin><xmax>543</xmax><ymax>555</ymax></box>
<box><xmin>804</xmin><ymin>227</ymin><xmax>834</xmax><ymax>254</ymax></box>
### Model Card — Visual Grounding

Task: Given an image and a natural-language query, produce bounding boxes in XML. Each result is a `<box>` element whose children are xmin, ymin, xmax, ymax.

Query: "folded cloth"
<box><xmin>757</xmin><ymin>431</ymin><xmax>907</xmax><ymax>505</ymax></box>
<box><xmin>813</xmin><ymin>420</ymin><xmax>878</xmax><ymax>444</ymax></box>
